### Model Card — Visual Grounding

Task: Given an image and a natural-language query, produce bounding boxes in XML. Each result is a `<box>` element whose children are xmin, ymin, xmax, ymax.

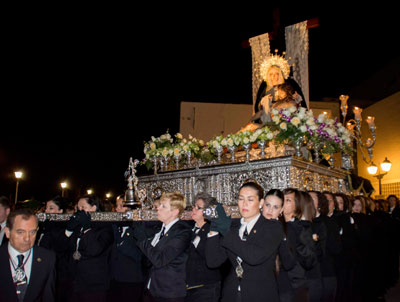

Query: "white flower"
<box><xmin>291</xmin><ymin>117</ymin><xmax>301</xmax><ymax>127</ymax></box>
<box><xmin>199</xmin><ymin>140</ymin><xmax>204</xmax><ymax>146</ymax></box>
<box><xmin>271</xmin><ymin>108</ymin><xmax>279</xmax><ymax>115</ymax></box>
<box><xmin>306</xmin><ymin>118</ymin><xmax>315</xmax><ymax>126</ymax></box>
<box><xmin>227</xmin><ymin>138</ymin><xmax>234</xmax><ymax>146</ymax></box>
<box><xmin>151</xmin><ymin>136</ymin><xmax>156</xmax><ymax>142</ymax></box>
<box><xmin>212</xmin><ymin>141</ymin><xmax>220</xmax><ymax>148</ymax></box>
<box><xmin>162</xmin><ymin>148</ymin><xmax>168</xmax><ymax>156</ymax></box>
<box><xmin>272</xmin><ymin>115</ymin><xmax>280</xmax><ymax>124</ymax></box>
<box><xmin>288</xmin><ymin>106</ymin><xmax>297</xmax><ymax>113</ymax></box>
<box><xmin>188</xmin><ymin>134</ymin><xmax>193</xmax><ymax>140</ymax></box>
<box><xmin>266</xmin><ymin>132</ymin><xmax>274</xmax><ymax>140</ymax></box>
<box><xmin>221</xmin><ymin>138</ymin><xmax>227</xmax><ymax>146</ymax></box>
<box><xmin>280</xmin><ymin>122</ymin><xmax>287</xmax><ymax>130</ymax></box>
<box><xmin>283</xmin><ymin>110</ymin><xmax>290</xmax><ymax>118</ymax></box>
<box><xmin>176</xmin><ymin>133</ymin><xmax>183</xmax><ymax>140</ymax></box>
<box><xmin>166</xmin><ymin>133</ymin><xmax>171</xmax><ymax>140</ymax></box>
<box><xmin>168</xmin><ymin>149</ymin><xmax>173</xmax><ymax>156</ymax></box>
<box><xmin>243</xmin><ymin>137</ymin><xmax>250</xmax><ymax>144</ymax></box>
<box><xmin>150</xmin><ymin>142</ymin><xmax>156</xmax><ymax>150</ymax></box>
<box><xmin>255</xmin><ymin>129</ymin><xmax>263</xmax><ymax>136</ymax></box>
<box><xmin>300</xmin><ymin>125</ymin><xmax>307</xmax><ymax>133</ymax></box>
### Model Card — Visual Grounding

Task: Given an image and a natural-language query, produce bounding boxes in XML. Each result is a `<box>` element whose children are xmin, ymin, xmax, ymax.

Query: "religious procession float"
<box><xmin>38</xmin><ymin>21</ymin><xmax>377</xmax><ymax>222</ymax></box>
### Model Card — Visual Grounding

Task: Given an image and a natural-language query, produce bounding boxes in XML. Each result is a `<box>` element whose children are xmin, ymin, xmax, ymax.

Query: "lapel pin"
<box><xmin>253</xmin><ymin>230</ymin><xmax>256</xmax><ymax>234</ymax></box>
<box><xmin>37</xmin><ymin>258</ymin><xmax>42</xmax><ymax>262</ymax></box>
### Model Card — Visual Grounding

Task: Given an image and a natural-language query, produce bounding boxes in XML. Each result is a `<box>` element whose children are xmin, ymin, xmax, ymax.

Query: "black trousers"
<box><xmin>142</xmin><ymin>289</ymin><xmax>185</xmax><ymax>302</ymax></box>
<box><xmin>184</xmin><ymin>282</ymin><xmax>221</xmax><ymax>302</ymax></box>
<box><xmin>107</xmin><ymin>280</ymin><xmax>144</xmax><ymax>302</ymax></box>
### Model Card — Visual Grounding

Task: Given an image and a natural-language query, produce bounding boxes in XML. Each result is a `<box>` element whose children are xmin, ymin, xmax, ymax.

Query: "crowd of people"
<box><xmin>0</xmin><ymin>187</ymin><xmax>399</xmax><ymax>302</ymax></box>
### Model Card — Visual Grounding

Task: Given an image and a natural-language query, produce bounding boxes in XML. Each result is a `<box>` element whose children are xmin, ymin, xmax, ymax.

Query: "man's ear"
<box><xmin>4</xmin><ymin>227</ymin><xmax>10</xmax><ymax>239</ymax></box>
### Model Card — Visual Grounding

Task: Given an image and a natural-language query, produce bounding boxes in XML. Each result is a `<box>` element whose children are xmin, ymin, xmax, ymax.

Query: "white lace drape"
<box><xmin>249</xmin><ymin>33</ymin><xmax>270</xmax><ymax>112</ymax></box>
<box><xmin>285</xmin><ymin>21</ymin><xmax>309</xmax><ymax>108</ymax></box>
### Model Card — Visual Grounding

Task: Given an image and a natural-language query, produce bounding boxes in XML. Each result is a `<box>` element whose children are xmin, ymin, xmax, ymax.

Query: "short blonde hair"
<box><xmin>160</xmin><ymin>192</ymin><xmax>187</xmax><ymax>215</ymax></box>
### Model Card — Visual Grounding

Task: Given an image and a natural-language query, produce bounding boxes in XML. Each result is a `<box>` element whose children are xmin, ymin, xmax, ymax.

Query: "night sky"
<box><xmin>1</xmin><ymin>6</ymin><xmax>399</xmax><ymax>204</ymax></box>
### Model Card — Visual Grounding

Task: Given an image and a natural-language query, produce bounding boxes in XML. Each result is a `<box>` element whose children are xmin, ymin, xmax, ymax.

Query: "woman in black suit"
<box><xmin>62</xmin><ymin>194</ymin><xmax>114</xmax><ymax>302</ymax></box>
<box><xmin>309</xmin><ymin>191</ymin><xmax>342</xmax><ymax>302</ymax></box>
<box><xmin>185</xmin><ymin>192</ymin><xmax>221</xmax><ymax>302</ymax></box>
<box><xmin>206</xmin><ymin>182</ymin><xmax>284</xmax><ymax>302</ymax></box>
<box><xmin>37</xmin><ymin>196</ymin><xmax>72</xmax><ymax>302</ymax></box>
<box><xmin>263</xmin><ymin>188</ymin><xmax>309</xmax><ymax>302</ymax></box>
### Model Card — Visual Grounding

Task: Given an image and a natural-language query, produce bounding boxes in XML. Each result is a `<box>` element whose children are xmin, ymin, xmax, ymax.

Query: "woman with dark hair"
<box><xmin>59</xmin><ymin>194</ymin><xmax>114</xmax><ymax>302</ymax></box>
<box><xmin>185</xmin><ymin>192</ymin><xmax>221</xmax><ymax>302</ymax></box>
<box><xmin>278</xmin><ymin>188</ymin><xmax>318</xmax><ymax>302</ymax></box>
<box><xmin>309</xmin><ymin>191</ymin><xmax>342</xmax><ymax>302</ymax></box>
<box><xmin>334</xmin><ymin>193</ymin><xmax>350</xmax><ymax>213</ymax></box>
<box><xmin>206</xmin><ymin>182</ymin><xmax>284</xmax><ymax>302</ymax></box>
<box><xmin>37</xmin><ymin>196</ymin><xmax>70</xmax><ymax>302</ymax></box>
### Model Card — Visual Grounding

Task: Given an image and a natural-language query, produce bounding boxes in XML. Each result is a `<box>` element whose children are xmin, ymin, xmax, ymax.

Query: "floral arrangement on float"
<box><xmin>143</xmin><ymin>131</ymin><xmax>208</xmax><ymax>171</ymax></box>
<box><xmin>142</xmin><ymin>106</ymin><xmax>355</xmax><ymax>172</ymax></box>
<box><xmin>268</xmin><ymin>106</ymin><xmax>354</xmax><ymax>165</ymax></box>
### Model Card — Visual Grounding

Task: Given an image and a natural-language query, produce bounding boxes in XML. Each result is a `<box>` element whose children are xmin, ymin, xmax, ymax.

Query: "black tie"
<box><xmin>243</xmin><ymin>228</ymin><xmax>249</xmax><ymax>241</ymax></box>
<box><xmin>16</xmin><ymin>254</ymin><xmax>28</xmax><ymax>302</ymax></box>
<box><xmin>159</xmin><ymin>227</ymin><xmax>165</xmax><ymax>240</ymax></box>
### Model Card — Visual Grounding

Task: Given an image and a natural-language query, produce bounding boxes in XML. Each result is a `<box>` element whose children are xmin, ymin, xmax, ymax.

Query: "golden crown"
<box><xmin>260</xmin><ymin>50</ymin><xmax>291</xmax><ymax>80</ymax></box>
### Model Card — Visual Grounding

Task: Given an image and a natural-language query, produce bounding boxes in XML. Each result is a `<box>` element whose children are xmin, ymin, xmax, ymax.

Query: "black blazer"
<box><xmin>62</xmin><ymin>223</ymin><xmax>114</xmax><ymax>293</ymax></box>
<box><xmin>206</xmin><ymin>216</ymin><xmax>284</xmax><ymax>302</ymax></box>
<box><xmin>137</xmin><ymin>220</ymin><xmax>191</xmax><ymax>299</ymax></box>
<box><xmin>109</xmin><ymin>224</ymin><xmax>144</xmax><ymax>283</ymax></box>
<box><xmin>0</xmin><ymin>245</ymin><xmax>56</xmax><ymax>302</ymax></box>
<box><xmin>186</xmin><ymin>222</ymin><xmax>221</xmax><ymax>288</ymax></box>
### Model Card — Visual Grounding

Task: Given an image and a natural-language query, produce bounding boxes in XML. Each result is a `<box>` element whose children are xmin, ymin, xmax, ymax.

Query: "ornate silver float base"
<box><xmin>138</xmin><ymin>156</ymin><xmax>349</xmax><ymax>206</ymax></box>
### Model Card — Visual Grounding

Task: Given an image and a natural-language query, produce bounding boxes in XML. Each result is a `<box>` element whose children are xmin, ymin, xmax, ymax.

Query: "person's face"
<box><xmin>77</xmin><ymin>198</ymin><xmax>97</xmax><ymax>212</ymax></box>
<box><xmin>283</xmin><ymin>192</ymin><xmax>296</xmax><ymax>219</ymax></box>
<box><xmin>0</xmin><ymin>204</ymin><xmax>10</xmax><ymax>224</ymax></box>
<box><xmin>262</xmin><ymin>195</ymin><xmax>283</xmax><ymax>220</ymax></box>
<box><xmin>5</xmin><ymin>215</ymin><xmax>38</xmax><ymax>253</ymax></box>
<box><xmin>238</xmin><ymin>187</ymin><xmax>263</xmax><ymax>222</ymax></box>
<box><xmin>45</xmin><ymin>200</ymin><xmax>63</xmax><ymax>214</ymax></box>
<box><xmin>157</xmin><ymin>198</ymin><xmax>179</xmax><ymax>224</ymax></box>
<box><xmin>115</xmin><ymin>198</ymin><xmax>129</xmax><ymax>213</ymax></box>
<box><xmin>388</xmin><ymin>196</ymin><xmax>397</xmax><ymax>208</ymax></box>
<box><xmin>191</xmin><ymin>199</ymin><xmax>205</xmax><ymax>224</ymax></box>
<box><xmin>309</xmin><ymin>192</ymin><xmax>319</xmax><ymax>213</ymax></box>
<box><xmin>352</xmin><ymin>199</ymin><xmax>363</xmax><ymax>213</ymax></box>
<box><xmin>336</xmin><ymin>196</ymin><xmax>344</xmax><ymax>211</ymax></box>
<box><xmin>325</xmin><ymin>194</ymin><xmax>335</xmax><ymax>214</ymax></box>
<box><xmin>268</xmin><ymin>68</ymin><xmax>282</xmax><ymax>86</ymax></box>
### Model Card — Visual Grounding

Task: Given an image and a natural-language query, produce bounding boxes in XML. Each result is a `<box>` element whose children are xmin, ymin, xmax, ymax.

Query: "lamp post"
<box><xmin>368</xmin><ymin>157</ymin><xmax>392</xmax><ymax>196</ymax></box>
<box><xmin>60</xmin><ymin>182</ymin><xmax>67</xmax><ymax>197</ymax></box>
<box><xmin>14</xmin><ymin>171</ymin><xmax>23</xmax><ymax>204</ymax></box>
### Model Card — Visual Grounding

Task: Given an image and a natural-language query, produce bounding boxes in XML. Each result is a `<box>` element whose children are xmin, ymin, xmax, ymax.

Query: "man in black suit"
<box><xmin>0</xmin><ymin>196</ymin><xmax>11</xmax><ymax>246</ymax></box>
<box><xmin>0</xmin><ymin>207</ymin><xmax>56</xmax><ymax>302</ymax></box>
<box><xmin>134</xmin><ymin>192</ymin><xmax>192</xmax><ymax>302</ymax></box>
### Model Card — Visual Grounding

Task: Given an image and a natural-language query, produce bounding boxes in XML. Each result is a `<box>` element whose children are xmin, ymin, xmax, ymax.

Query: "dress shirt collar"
<box><xmin>162</xmin><ymin>218</ymin><xmax>179</xmax><ymax>234</ymax></box>
<box><xmin>240</xmin><ymin>213</ymin><xmax>261</xmax><ymax>233</ymax></box>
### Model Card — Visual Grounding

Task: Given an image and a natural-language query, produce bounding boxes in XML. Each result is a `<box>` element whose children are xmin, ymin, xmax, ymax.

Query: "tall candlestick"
<box><xmin>353</xmin><ymin>107</ymin><xmax>362</xmax><ymax>121</ymax></box>
<box><xmin>366</xmin><ymin>116</ymin><xmax>375</xmax><ymax>129</ymax></box>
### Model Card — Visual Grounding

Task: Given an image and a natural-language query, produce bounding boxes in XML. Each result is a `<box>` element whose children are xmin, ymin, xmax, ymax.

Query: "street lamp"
<box><xmin>14</xmin><ymin>171</ymin><xmax>23</xmax><ymax>204</ymax></box>
<box><xmin>60</xmin><ymin>182</ymin><xmax>67</xmax><ymax>197</ymax></box>
<box><xmin>368</xmin><ymin>157</ymin><xmax>392</xmax><ymax>196</ymax></box>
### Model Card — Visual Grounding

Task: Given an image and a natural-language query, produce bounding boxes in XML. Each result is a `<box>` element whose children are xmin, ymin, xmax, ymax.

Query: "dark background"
<box><xmin>1</xmin><ymin>6</ymin><xmax>399</xmax><ymax>203</ymax></box>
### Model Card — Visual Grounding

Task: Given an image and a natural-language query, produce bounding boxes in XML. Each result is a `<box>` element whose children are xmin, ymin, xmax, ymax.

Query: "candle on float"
<box><xmin>353</xmin><ymin>107</ymin><xmax>362</xmax><ymax>120</ymax></box>
<box><xmin>339</xmin><ymin>95</ymin><xmax>349</xmax><ymax>114</ymax></box>
<box><xmin>366</xmin><ymin>116</ymin><xmax>375</xmax><ymax>129</ymax></box>
<box><xmin>347</xmin><ymin>122</ymin><xmax>355</xmax><ymax>132</ymax></box>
